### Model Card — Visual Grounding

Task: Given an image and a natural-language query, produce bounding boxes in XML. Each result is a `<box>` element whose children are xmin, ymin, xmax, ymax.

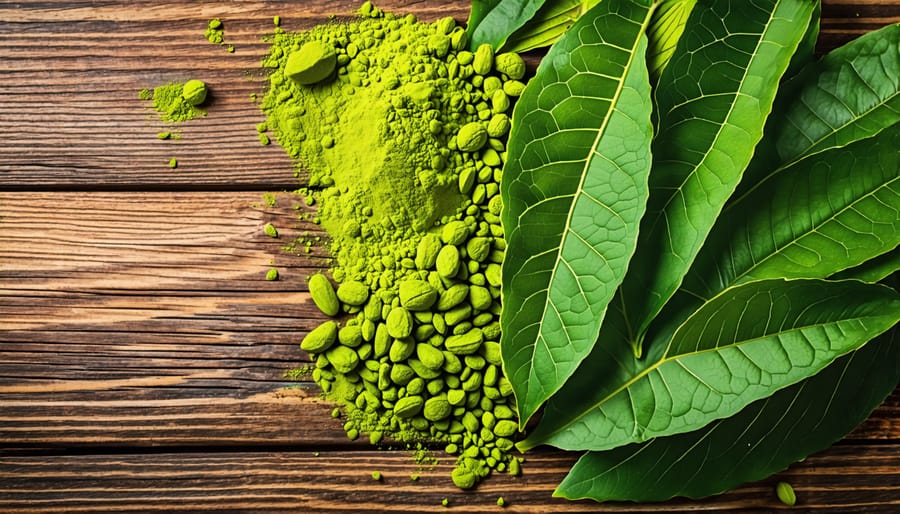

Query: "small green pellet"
<box><xmin>265</xmin><ymin>268</ymin><xmax>279</xmax><ymax>281</ymax></box>
<box><xmin>181</xmin><ymin>79</ymin><xmax>208</xmax><ymax>106</ymax></box>
<box><xmin>371</xmin><ymin>470</ymin><xmax>382</xmax><ymax>481</ymax></box>
<box><xmin>776</xmin><ymin>481</ymin><xmax>796</xmax><ymax>506</ymax></box>
<box><xmin>308</xmin><ymin>273</ymin><xmax>340</xmax><ymax>316</ymax></box>
<box><xmin>263</xmin><ymin>223</ymin><xmax>278</xmax><ymax>238</ymax></box>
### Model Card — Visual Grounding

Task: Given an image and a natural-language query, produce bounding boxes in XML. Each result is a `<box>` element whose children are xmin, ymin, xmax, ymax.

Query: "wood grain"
<box><xmin>1</xmin><ymin>0</ymin><xmax>898</xmax><ymax>511</ymax></box>
<box><xmin>1</xmin><ymin>445</ymin><xmax>899</xmax><ymax>513</ymax></box>
<box><xmin>0</xmin><ymin>0</ymin><xmax>896</xmax><ymax>189</ymax></box>
<box><xmin>1</xmin><ymin>192</ymin><xmax>896</xmax><ymax>450</ymax></box>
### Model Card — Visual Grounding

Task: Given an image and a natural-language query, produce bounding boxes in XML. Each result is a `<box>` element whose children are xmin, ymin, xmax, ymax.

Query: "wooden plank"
<box><xmin>0</xmin><ymin>1</ymin><xmax>896</xmax><ymax>190</ymax></box>
<box><xmin>0</xmin><ymin>191</ymin><xmax>351</xmax><ymax>447</ymax></box>
<box><xmin>1</xmin><ymin>445</ymin><xmax>898</xmax><ymax>513</ymax></box>
<box><xmin>0</xmin><ymin>192</ymin><xmax>328</xmax><ymax>293</ymax></box>
<box><xmin>0</xmin><ymin>0</ymin><xmax>468</xmax><ymax>190</ymax></box>
<box><xmin>1</xmin><ymin>192</ymin><xmax>896</xmax><ymax>449</ymax></box>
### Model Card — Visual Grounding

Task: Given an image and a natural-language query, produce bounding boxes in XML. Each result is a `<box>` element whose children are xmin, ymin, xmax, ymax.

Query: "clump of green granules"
<box><xmin>205</xmin><ymin>18</ymin><xmax>234</xmax><ymax>53</ymax></box>
<box><xmin>261</xmin><ymin>2</ymin><xmax>526</xmax><ymax>489</ymax></box>
<box><xmin>140</xmin><ymin>81</ymin><xmax>208</xmax><ymax>123</ymax></box>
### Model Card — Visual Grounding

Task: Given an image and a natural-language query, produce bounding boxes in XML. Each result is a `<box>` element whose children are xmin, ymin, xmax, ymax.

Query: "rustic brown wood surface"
<box><xmin>1</xmin><ymin>1</ymin><xmax>898</xmax><ymax>512</ymax></box>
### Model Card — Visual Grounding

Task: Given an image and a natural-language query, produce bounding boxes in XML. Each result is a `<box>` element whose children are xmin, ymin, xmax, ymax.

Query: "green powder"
<box><xmin>262</xmin><ymin>2</ymin><xmax>525</xmax><ymax>489</ymax></box>
<box><xmin>205</xmin><ymin>18</ymin><xmax>234</xmax><ymax>53</ymax></box>
<box><xmin>143</xmin><ymin>82</ymin><xmax>206</xmax><ymax>123</ymax></box>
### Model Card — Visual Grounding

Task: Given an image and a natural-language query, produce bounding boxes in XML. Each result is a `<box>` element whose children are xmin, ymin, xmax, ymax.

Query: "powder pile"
<box><xmin>261</xmin><ymin>2</ymin><xmax>527</xmax><ymax>488</ymax></box>
<box><xmin>140</xmin><ymin>80</ymin><xmax>208</xmax><ymax>123</ymax></box>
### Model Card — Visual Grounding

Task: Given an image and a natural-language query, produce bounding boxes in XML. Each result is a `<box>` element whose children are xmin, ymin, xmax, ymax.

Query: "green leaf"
<box><xmin>524</xmin><ymin>127</ymin><xmax>899</xmax><ymax>453</ymax></box>
<box><xmin>500</xmin><ymin>0</ymin><xmax>656</xmax><ymax>426</ymax></box>
<box><xmin>521</xmin><ymin>278</ymin><xmax>900</xmax><ymax>451</ymax></box>
<box><xmin>555</xmin><ymin>327</ymin><xmax>900</xmax><ymax>502</ymax></box>
<box><xmin>645</xmin><ymin>0</ymin><xmax>696</xmax><ymax>81</ymax></box>
<box><xmin>778</xmin><ymin>23</ymin><xmax>900</xmax><ymax>164</ymax></box>
<box><xmin>466</xmin><ymin>0</ymin><xmax>549</xmax><ymax>50</ymax></box>
<box><xmin>502</xmin><ymin>0</ymin><xmax>601</xmax><ymax>54</ymax></box>
<box><xmin>618</xmin><ymin>0</ymin><xmax>817</xmax><ymax>353</ymax></box>
<box><xmin>831</xmin><ymin>246</ymin><xmax>900</xmax><ymax>283</ymax></box>
<box><xmin>737</xmin><ymin>23</ymin><xmax>900</xmax><ymax>196</ymax></box>
<box><xmin>681</xmin><ymin>125</ymin><xmax>900</xmax><ymax>300</ymax></box>
<box><xmin>784</xmin><ymin>0</ymin><xmax>820</xmax><ymax>78</ymax></box>
<box><xmin>520</xmin><ymin>17</ymin><xmax>891</xmax><ymax>448</ymax></box>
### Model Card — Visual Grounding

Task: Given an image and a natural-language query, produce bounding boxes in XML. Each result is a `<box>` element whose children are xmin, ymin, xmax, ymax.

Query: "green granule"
<box><xmin>266</xmin><ymin>268</ymin><xmax>279</xmax><ymax>281</ymax></box>
<box><xmin>371</xmin><ymin>470</ymin><xmax>383</xmax><ymax>481</ymax></box>
<box><xmin>205</xmin><ymin>18</ymin><xmax>232</xmax><ymax>52</ymax></box>
<box><xmin>265</xmin><ymin>2</ymin><xmax>524</xmax><ymax>489</ymax></box>
<box><xmin>496</xmin><ymin>496</ymin><xmax>505</xmax><ymax>507</ymax></box>
<box><xmin>168</xmin><ymin>157</ymin><xmax>178</xmax><ymax>169</ymax></box>
<box><xmin>776</xmin><ymin>481</ymin><xmax>797</xmax><ymax>506</ymax></box>
<box><xmin>182</xmin><ymin>79</ymin><xmax>208</xmax><ymax>106</ymax></box>
<box><xmin>262</xmin><ymin>192</ymin><xmax>277</xmax><ymax>208</ymax></box>
<box><xmin>264</xmin><ymin>222</ymin><xmax>279</xmax><ymax>238</ymax></box>
<box><xmin>144</xmin><ymin>82</ymin><xmax>206</xmax><ymax>123</ymax></box>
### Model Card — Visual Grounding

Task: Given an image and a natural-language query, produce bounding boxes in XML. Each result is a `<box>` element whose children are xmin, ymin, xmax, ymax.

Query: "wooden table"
<box><xmin>1</xmin><ymin>1</ymin><xmax>897</xmax><ymax>511</ymax></box>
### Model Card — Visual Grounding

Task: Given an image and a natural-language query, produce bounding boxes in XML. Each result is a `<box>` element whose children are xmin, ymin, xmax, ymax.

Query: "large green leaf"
<box><xmin>523</xmin><ymin>20</ymin><xmax>896</xmax><ymax>452</ymax></box>
<box><xmin>502</xmin><ymin>0</ymin><xmax>601</xmax><ymax>54</ymax></box>
<box><xmin>555</xmin><ymin>327</ymin><xmax>900</xmax><ymax>502</ymax></box>
<box><xmin>520</xmin><ymin>278</ymin><xmax>900</xmax><ymax>451</ymax></box>
<box><xmin>466</xmin><ymin>0</ymin><xmax>548</xmax><ymax>50</ymax></box>
<box><xmin>618</xmin><ymin>0</ymin><xmax>817</xmax><ymax>354</ymax></box>
<box><xmin>500</xmin><ymin>0</ymin><xmax>656</xmax><ymax>426</ymax></box>
<box><xmin>737</xmin><ymin>23</ymin><xmax>900</xmax><ymax>197</ymax></box>
<box><xmin>523</xmin><ymin>126</ymin><xmax>900</xmax><ymax>451</ymax></box>
<box><xmin>681</xmin><ymin>125</ymin><xmax>900</xmax><ymax>300</ymax></box>
<box><xmin>777</xmin><ymin>23</ymin><xmax>900</xmax><ymax>164</ymax></box>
